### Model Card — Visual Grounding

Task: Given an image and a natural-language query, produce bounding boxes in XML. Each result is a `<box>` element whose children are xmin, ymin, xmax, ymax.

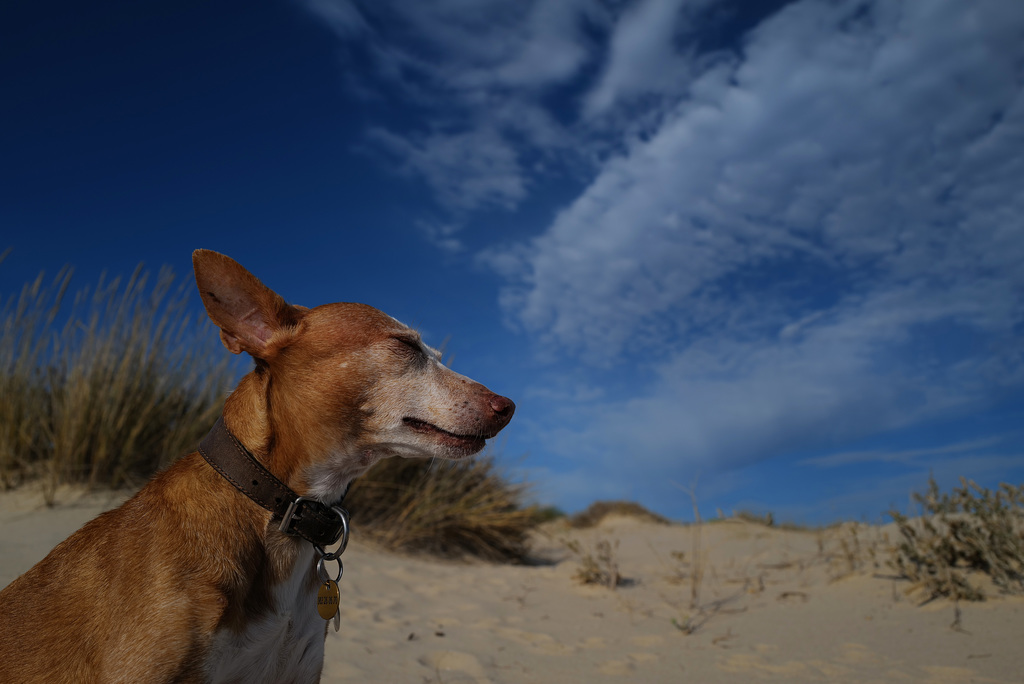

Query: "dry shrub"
<box><xmin>565</xmin><ymin>537</ymin><xmax>622</xmax><ymax>588</ymax></box>
<box><xmin>1</xmin><ymin>263</ymin><xmax>238</xmax><ymax>500</ymax></box>
<box><xmin>889</xmin><ymin>476</ymin><xmax>1024</xmax><ymax>601</ymax></box>
<box><xmin>569</xmin><ymin>500</ymin><xmax>672</xmax><ymax>528</ymax></box>
<box><xmin>344</xmin><ymin>455</ymin><xmax>537</xmax><ymax>562</ymax></box>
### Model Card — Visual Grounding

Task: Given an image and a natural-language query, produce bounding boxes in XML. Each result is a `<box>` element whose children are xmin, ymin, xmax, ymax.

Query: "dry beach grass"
<box><xmin>0</xmin><ymin>260</ymin><xmax>235</xmax><ymax>499</ymax></box>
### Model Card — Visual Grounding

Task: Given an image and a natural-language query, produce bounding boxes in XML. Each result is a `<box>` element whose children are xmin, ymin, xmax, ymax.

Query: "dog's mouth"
<box><xmin>402</xmin><ymin>417</ymin><xmax>488</xmax><ymax>454</ymax></box>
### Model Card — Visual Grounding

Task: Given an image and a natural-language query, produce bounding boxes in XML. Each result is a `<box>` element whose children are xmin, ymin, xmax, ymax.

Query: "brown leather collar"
<box><xmin>198</xmin><ymin>417</ymin><xmax>349</xmax><ymax>549</ymax></box>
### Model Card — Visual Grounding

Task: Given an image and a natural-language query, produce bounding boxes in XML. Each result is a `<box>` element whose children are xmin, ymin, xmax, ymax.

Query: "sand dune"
<box><xmin>2</xmin><ymin>488</ymin><xmax>1022</xmax><ymax>683</ymax></box>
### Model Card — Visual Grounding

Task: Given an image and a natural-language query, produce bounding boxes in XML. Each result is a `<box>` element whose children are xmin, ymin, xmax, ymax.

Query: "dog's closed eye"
<box><xmin>390</xmin><ymin>336</ymin><xmax>426</xmax><ymax>363</ymax></box>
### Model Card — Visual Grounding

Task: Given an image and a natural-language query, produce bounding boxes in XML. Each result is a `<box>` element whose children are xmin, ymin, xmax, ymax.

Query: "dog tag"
<box><xmin>333</xmin><ymin>607</ymin><xmax>341</xmax><ymax>632</ymax></box>
<box><xmin>317</xmin><ymin>580</ymin><xmax>340</xmax><ymax>620</ymax></box>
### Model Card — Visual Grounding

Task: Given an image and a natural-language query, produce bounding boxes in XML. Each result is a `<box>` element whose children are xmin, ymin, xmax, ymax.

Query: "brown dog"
<box><xmin>0</xmin><ymin>250</ymin><xmax>514</xmax><ymax>683</ymax></box>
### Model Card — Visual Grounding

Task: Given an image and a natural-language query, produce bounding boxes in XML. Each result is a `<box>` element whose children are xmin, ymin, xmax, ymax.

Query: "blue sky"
<box><xmin>3</xmin><ymin>0</ymin><xmax>1023</xmax><ymax>524</ymax></box>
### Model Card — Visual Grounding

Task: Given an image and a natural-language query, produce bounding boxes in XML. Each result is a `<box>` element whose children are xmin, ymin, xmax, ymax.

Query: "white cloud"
<box><xmin>507</xmin><ymin>0</ymin><xmax>1024</xmax><ymax>361</ymax></box>
<box><xmin>483</xmin><ymin>0</ymin><xmax>598</xmax><ymax>90</ymax></box>
<box><xmin>368</xmin><ymin>126</ymin><xmax>527</xmax><ymax>211</ymax></box>
<box><xmin>498</xmin><ymin>0</ymin><xmax>1024</xmax><ymax>491</ymax></box>
<box><xmin>584</xmin><ymin>0</ymin><xmax>698</xmax><ymax>117</ymax></box>
<box><xmin>300</xmin><ymin>0</ymin><xmax>368</xmax><ymax>38</ymax></box>
<box><xmin>300</xmin><ymin>0</ymin><xmax>1024</xmax><ymax>509</ymax></box>
<box><xmin>532</xmin><ymin>294</ymin><xmax>979</xmax><ymax>477</ymax></box>
<box><xmin>300</xmin><ymin>0</ymin><xmax>602</xmax><ymax>216</ymax></box>
<box><xmin>321</xmin><ymin>0</ymin><xmax>594</xmax><ymax>91</ymax></box>
<box><xmin>415</xmin><ymin>219</ymin><xmax>465</xmax><ymax>253</ymax></box>
<box><xmin>801</xmin><ymin>437</ymin><xmax>1004</xmax><ymax>469</ymax></box>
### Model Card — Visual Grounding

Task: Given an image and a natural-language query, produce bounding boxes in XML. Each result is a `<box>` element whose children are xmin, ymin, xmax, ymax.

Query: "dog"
<box><xmin>0</xmin><ymin>250</ymin><xmax>514</xmax><ymax>683</ymax></box>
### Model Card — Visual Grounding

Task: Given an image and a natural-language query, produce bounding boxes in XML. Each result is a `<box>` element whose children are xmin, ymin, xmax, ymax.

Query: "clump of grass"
<box><xmin>531</xmin><ymin>505</ymin><xmax>567</xmax><ymax>524</ymax></box>
<box><xmin>671</xmin><ymin>613</ymin><xmax>700</xmax><ymax>635</ymax></box>
<box><xmin>836</xmin><ymin>524</ymin><xmax>865</xmax><ymax>578</ymax></box>
<box><xmin>822</xmin><ymin>522</ymin><xmax>889</xmax><ymax>581</ymax></box>
<box><xmin>733</xmin><ymin>509</ymin><xmax>775</xmax><ymax>527</ymax></box>
<box><xmin>344</xmin><ymin>454</ymin><xmax>538</xmax><ymax>562</ymax></box>
<box><xmin>1</xmin><ymin>262</ymin><xmax>238</xmax><ymax>501</ymax></box>
<box><xmin>680</xmin><ymin>482</ymin><xmax>706</xmax><ymax>616</ymax></box>
<box><xmin>663</xmin><ymin>550</ymin><xmax>688</xmax><ymax>585</ymax></box>
<box><xmin>568</xmin><ymin>500</ymin><xmax>672</xmax><ymax>528</ymax></box>
<box><xmin>889</xmin><ymin>476</ymin><xmax>1024</xmax><ymax>602</ymax></box>
<box><xmin>565</xmin><ymin>537</ymin><xmax>622</xmax><ymax>588</ymax></box>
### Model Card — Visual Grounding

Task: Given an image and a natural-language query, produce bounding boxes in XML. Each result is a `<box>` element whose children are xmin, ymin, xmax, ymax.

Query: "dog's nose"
<box><xmin>489</xmin><ymin>395</ymin><xmax>515</xmax><ymax>422</ymax></box>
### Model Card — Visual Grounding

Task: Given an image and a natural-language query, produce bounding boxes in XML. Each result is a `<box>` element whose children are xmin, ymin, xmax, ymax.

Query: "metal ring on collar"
<box><xmin>317</xmin><ymin>554</ymin><xmax>344</xmax><ymax>584</ymax></box>
<box><xmin>332</xmin><ymin>506</ymin><xmax>350</xmax><ymax>553</ymax></box>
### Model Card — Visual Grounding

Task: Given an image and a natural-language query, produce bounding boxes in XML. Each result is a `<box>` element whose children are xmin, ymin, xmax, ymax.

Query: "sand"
<box><xmin>2</xmin><ymin>487</ymin><xmax>1022</xmax><ymax>683</ymax></box>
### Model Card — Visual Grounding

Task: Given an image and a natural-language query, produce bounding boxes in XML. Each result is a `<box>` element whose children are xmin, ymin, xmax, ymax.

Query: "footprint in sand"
<box><xmin>418</xmin><ymin>650</ymin><xmax>489</xmax><ymax>681</ymax></box>
<box><xmin>629</xmin><ymin>635</ymin><xmax>664</xmax><ymax>648</ymax></box>
<box><xmin>470</xmin><ymin>617</ymin><xmax>503</xmax><ymax>630</ymax></box>
<box><xmin>451</xmin><ymin>602</ymin><xmax>482</xmax><ymax>613</ymax></box>
<box><xmin>719</xmin><ymin>653</ymin><xmax>814</xmax><ymax>677</ymax></box>
<box><xmin>720</xmin><ymin>652</ymin><xmax>860</xmax><ymax>680</ymax></box>
<box><xmin>579</xmin><ymin>636</ymin><xmax>608</xmax><ymax>649</ymax></box>
<box><xmin>921</xmin><ymin>665</ymin><xmax>985</xmax><ymax>682</ymax></box>
<box><xmin>320</xmin><ymin>658</ymin><xmax>368</xmax><ymax>680</ymax></box>
<box><xmin>836</xmin><ymin>642</ymin><xmax>885</xmax><ymax>665</ymax></box>
<box><xmin>597</xmin><ymin>659</ymin><xmax>635</xmax><ymax>676</ymax></box>
<box><xmin>629</xmin><ymin>653</ymin><xmax>658</xmax><ymax>664</ymax></box>
<box><xmin>596</xmin><ymin>652</ymin><xmax>659</xmax><ymax>676</ymax></box>
<box><xmin>494</xmin><ymin>627</ymin><xmax>574</xmax><ymax>656</ymax></box>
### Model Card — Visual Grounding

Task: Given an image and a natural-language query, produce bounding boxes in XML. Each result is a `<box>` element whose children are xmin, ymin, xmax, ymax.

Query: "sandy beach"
<box><xmin>2</xmin><ymin>487</ymin><xmax>1022</xmax><ymax>683</ymax></box>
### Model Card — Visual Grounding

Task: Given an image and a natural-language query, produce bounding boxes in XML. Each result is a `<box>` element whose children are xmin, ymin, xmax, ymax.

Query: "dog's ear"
<box><xmin>192</xmin><ymin>249</ymin><xmax>305</xmax><ymax>359</ymax></box>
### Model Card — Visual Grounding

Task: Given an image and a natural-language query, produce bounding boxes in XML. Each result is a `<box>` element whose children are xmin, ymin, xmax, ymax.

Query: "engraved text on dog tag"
<box><xmin>317</xmin><ymin>580</ymin><xmax>340</xmax><ymax>620</ymax></box>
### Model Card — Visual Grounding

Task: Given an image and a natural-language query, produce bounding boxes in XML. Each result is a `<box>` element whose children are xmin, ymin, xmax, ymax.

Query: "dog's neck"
<box><xmin>222</xmin><ymin>372</ymin><xmax>273</xmax><ymax>456</ymax></box>
<box><xmin>220</xmin><ymin>368</ymin><xmax>365</xmax><ymax>504</ymax></box>
<box><xmin>222</xmin><ymin>370</ymin><xmax>317</xmax><ymax>494</ymax></box>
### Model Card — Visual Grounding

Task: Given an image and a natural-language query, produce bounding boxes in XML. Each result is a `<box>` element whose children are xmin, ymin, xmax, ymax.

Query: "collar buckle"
<box><xmin>279</xmin><ymin>495</ymin><xmax>315</xmax><ymax>536</ymax></box>
<box><xmin>279</xmin><ymin>495</ymin><xmax>350</xmax><ymax>549</ymax></box>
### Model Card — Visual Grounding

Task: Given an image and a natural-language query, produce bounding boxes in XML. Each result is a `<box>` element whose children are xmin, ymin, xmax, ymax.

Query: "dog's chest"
<box><xmin>206</xmin><ymin>552</ymin><xmax>326</xmax><ymax>684</ymax></box>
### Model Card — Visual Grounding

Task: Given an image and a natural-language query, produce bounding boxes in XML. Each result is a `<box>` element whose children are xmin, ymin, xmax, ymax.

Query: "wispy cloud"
<box><xmin>306</xmin><ymin>0</ymin><xmax>597</xmax><ymax>92</ymax></box>
<box><xmin>800</xmin><ymin>437</ymin><xmax>1006</xmax><ymax>469</ymax></box>
<box><xmin>496</xmin><ymin>0</ymin><xmax>1024</xmax><ymax>489</ymax></box>
<box><xmin>583</xmin><ymin>0</ymin><xmax>700</xmax><ymax>118</ymax></box>
<box><xmin>301</xmin><ymin>0</ymin><xmax>598</xmax><ymax>216</ymax></box>
<box><xmin>368</xmin><ymin>126</ymin><xmax>527</xmax><ymax>212</ymax></box>
<box><xmin>506</xmin><ymin>0</ymin><xmax>1024</xmax><ymax>360</ymax></box>
<box><xmin>300</xmin><ymin>0</ymin><xmax>1024</xmax><ymax>515</ymax></box>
